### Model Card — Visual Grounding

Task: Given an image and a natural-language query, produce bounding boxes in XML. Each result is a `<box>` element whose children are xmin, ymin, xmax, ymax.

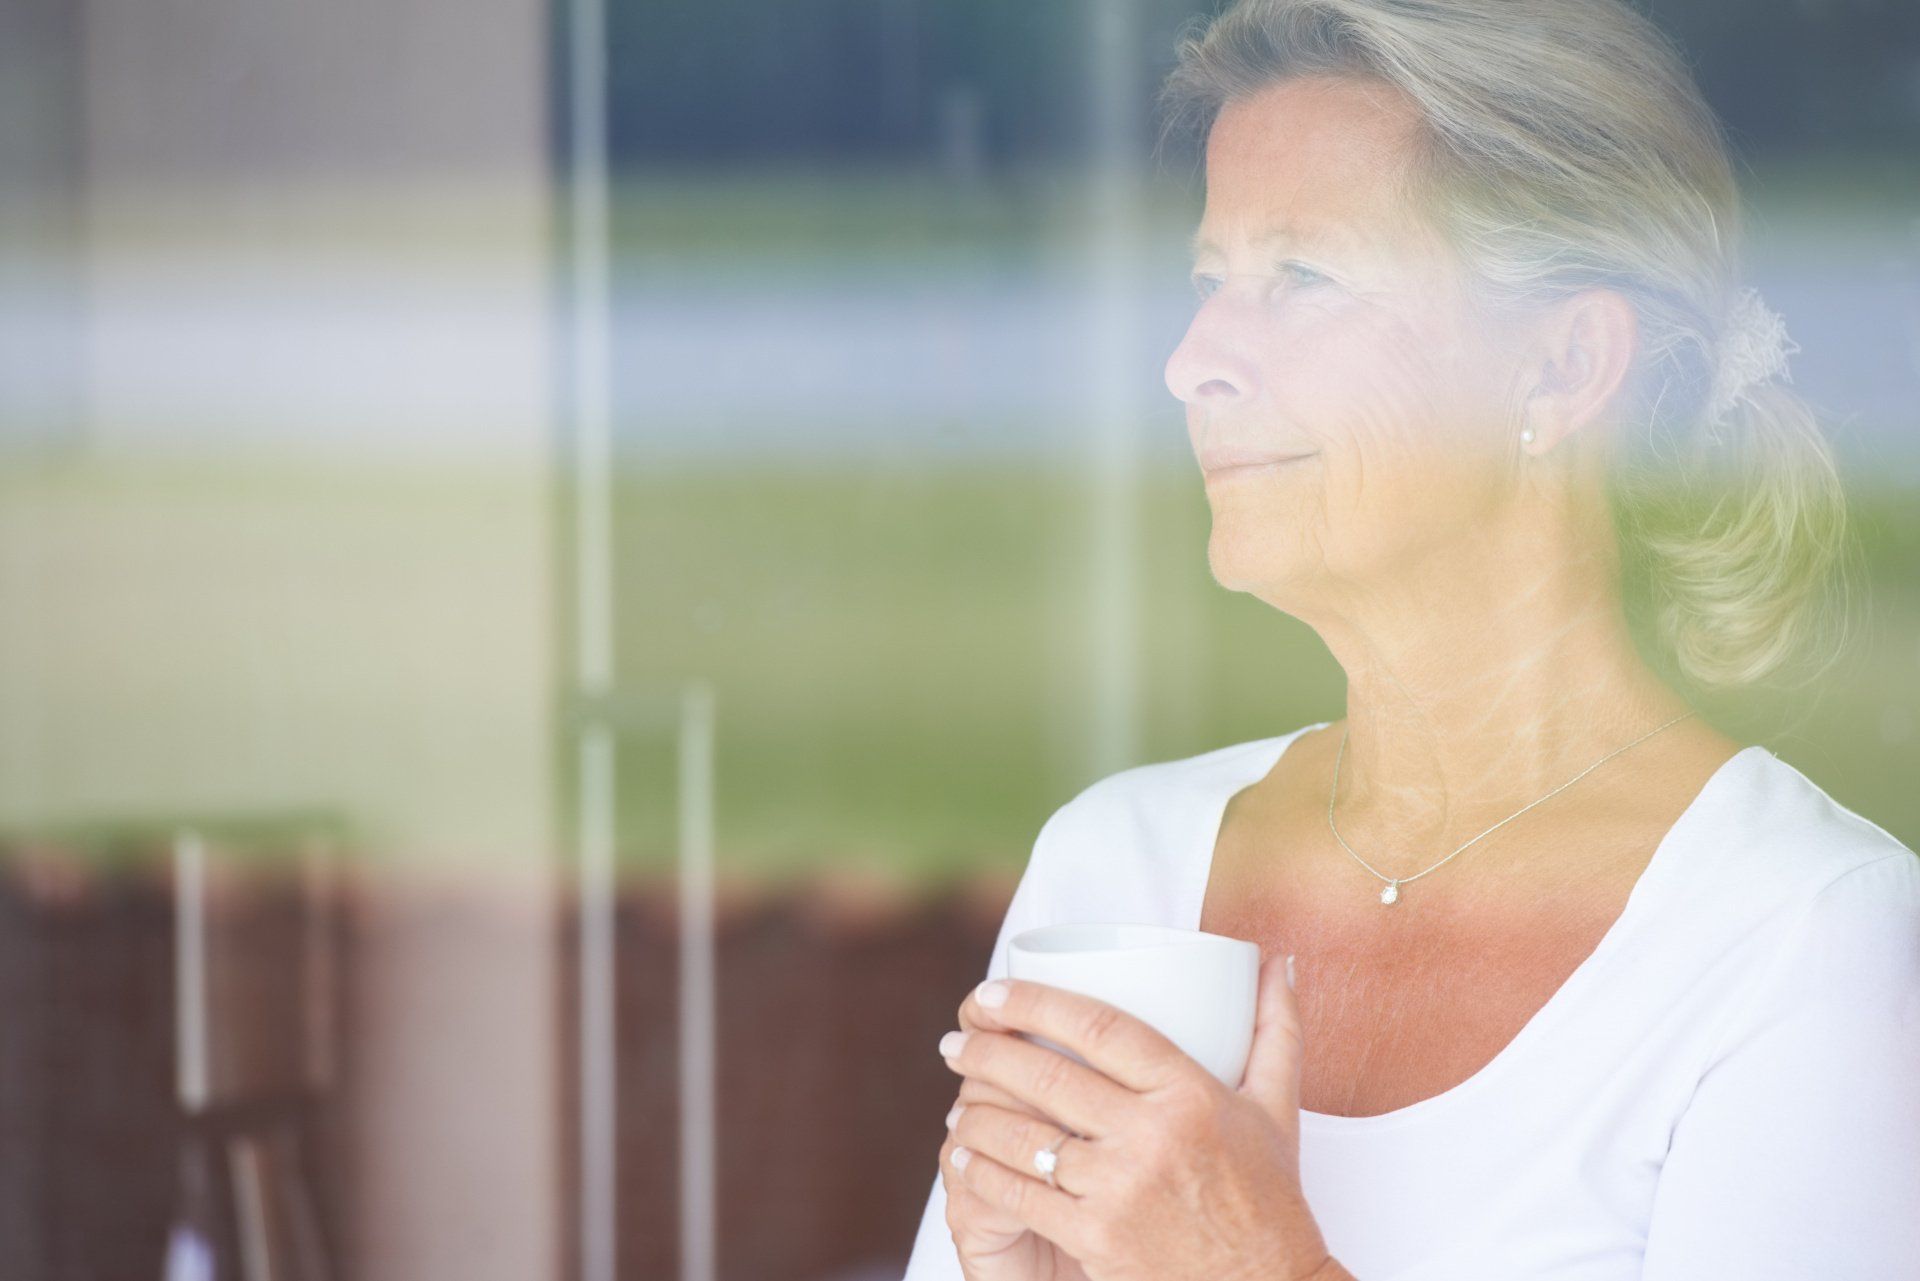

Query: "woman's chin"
<box><xmin>1206</xmin><ymin>526</ymin><xmax>1305</xmax><ymax>593</ymax></box>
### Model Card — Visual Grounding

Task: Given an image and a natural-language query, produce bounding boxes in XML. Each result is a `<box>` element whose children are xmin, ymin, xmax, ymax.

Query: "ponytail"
<box><xmin>1612</xmin><ymin>377</ymin><xmax>1860</xmax><ymax>695</ymax></box>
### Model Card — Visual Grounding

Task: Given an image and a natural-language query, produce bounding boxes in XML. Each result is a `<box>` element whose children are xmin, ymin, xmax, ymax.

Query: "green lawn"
<box><xmin>595</xmin><ymin>154</ymin><xmax>1920</xmax><ymax>887</ymax></box>
<box><xmin>592</xmin><ymin>458</ymin><xmax>1920</xmax><ymax>890</ymax></box>
<box><xmin>10</xmin><ymin>155</ymin><xmax>1916</xmax><ymax>885</ymax></box>
<box><xmin>5</xmin><ymin>444</ymin><xmax>1912</xmax><ymax>889</ymax></box>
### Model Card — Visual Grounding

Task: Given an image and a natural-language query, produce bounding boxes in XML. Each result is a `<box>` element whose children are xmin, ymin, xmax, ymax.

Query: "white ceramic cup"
<box><xmin>1006</xmin><ymin>922</ymin><xmax>1261</xmax><ymax>1088</ymax></box>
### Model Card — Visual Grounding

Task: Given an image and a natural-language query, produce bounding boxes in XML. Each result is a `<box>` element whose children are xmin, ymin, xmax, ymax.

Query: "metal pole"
<box><xmin>1086</xmin><ymin>0</ymin><xmax>1146</xmax><ymax>779</ymax></box>
<box><xmin>676</xmin><ymin>682</ymin><xmax>717</xmax><ymax>1281</ymax></box>
<box><xmin>564</xmin><ymin>0</ymin><xmax>616</xmax><ymax>1274</ymax></box>
<box><xmin>173</xmin><ymin>828</ymin><xmax>210</xmax><ymax>1113</ymax></box>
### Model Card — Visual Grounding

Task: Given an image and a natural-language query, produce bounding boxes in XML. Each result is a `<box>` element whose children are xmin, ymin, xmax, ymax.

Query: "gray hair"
<box><xmin>1159</xmin><ymin>0</ymin><xmax>1857</xmax><ymax>696</ymax></box>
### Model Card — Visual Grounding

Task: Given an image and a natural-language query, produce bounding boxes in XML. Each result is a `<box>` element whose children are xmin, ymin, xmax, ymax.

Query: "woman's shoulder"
<box><xmin>1031</xmin><ymin>722</ymin><xmax>1330</xmax><ymax>867</ymax></box>
<box><xmin>1735</xmin><ymin>746</ymin><xmax>1913</xmax><ymax>862</ymax></box>
<box><xmin>1706</xmin><ymin>745</ymin><xmax>1919</xmax><ymax>934</ymax></box>
<box><xmin>1013</xmin><ymin>723</ymin><xmax>1329</xmax><ymax>921</ymax></box>
<box><xmin>1687</xmin><ymin>754</ymin><xmax>1919</xmax><ymax>1064</ymax></box>
<box><xmin>1057</xmin><ymin>722</ymin><xmax>1324</xmax><ymax>821</ymax></box>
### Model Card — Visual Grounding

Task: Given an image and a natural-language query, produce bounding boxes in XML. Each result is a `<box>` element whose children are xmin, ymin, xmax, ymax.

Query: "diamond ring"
<box><xmin>1032</xmin><ymin>1128</ymin><xmax>1073</xmax><ymax>1189</ymax></box>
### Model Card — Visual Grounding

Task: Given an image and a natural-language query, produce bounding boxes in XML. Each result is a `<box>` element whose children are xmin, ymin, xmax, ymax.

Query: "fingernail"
<box><xmin>945</xmin><ymin>1103</ymin><xmax>966</xmax><ymax>1129</ymax></box>
<box><xmin>1285</xmin><ymin>954</ymin><xmax>1296</xmax><ymax>990</ymax></box>
<box><xmin>952</xmin><ymin>1146</ymin><xmax>972</xmax><ymax>1170</ymax></box>
<box><xmin>975</xmin><ymin>979</ymin><xmax>1010</xmax><ymax>1008</ymax></box>
<box><xmin>939</xmin><ymin>1030</ymin><xmax>970</xmax><ymax>1059</ymax></box>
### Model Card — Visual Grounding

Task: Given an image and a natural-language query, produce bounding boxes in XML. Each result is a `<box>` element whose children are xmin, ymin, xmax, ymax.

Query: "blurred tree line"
<box><xmin>595</xmin><ymin>0</ymin><xmax>1920</xmax><ymax>166</ymax></box>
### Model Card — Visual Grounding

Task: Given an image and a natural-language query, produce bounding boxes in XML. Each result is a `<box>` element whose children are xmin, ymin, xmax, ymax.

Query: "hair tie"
<box><xmin>1704</xmin><ymin>286</ymin><xmax>1800</xmax><ymax>429</ymax></box>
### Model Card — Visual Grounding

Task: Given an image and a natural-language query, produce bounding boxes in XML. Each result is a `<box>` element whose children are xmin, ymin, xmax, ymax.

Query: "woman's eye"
<box><xmin>1189</xmin><ymin>264</ymin><xmax>1328</xmax><ymax>303</ymax></box>
<box><xmin>1278</xmin><ymin>260</ymin><xmax>1329</xmax><ymax>288</ymax></box>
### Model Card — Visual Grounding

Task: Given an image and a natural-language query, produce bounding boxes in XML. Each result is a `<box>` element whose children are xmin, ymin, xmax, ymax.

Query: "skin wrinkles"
<box><xmin>1171</xmin><ymin>71</ymin><xmax>1675</xmax><ymax>839</ymax></box>
<box><xmin>934</xmin><ymin>70</ymin><xmax>1755</xmax><ymax>1281</ymax></box>
<box><xmin>1164</xmin><ymin>73</ymin><xmax>1746</xmax><ymax>1119</ymax></box>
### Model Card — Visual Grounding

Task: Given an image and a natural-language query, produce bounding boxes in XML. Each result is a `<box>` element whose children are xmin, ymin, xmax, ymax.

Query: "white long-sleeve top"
<box><xmin>902</xmin><ymin>720</ymin><xmax>1920</xmax><ymax>1280</ymax></box>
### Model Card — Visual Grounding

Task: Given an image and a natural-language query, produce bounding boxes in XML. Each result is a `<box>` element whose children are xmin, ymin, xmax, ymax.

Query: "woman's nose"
<box><xmin>1163</xmin><ymin>311</ymin><xmax>1252</xmax><ymax>406</ymax></box>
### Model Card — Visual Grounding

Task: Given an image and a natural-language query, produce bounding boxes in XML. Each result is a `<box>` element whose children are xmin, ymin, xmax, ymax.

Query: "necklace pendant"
<box><xmin>1380</xmin><ymin>881</ymin><xmax>1400</xmax><ymax>905</ymax></box>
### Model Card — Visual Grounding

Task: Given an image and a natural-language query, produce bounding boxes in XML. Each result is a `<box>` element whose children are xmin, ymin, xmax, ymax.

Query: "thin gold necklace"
<box><xmin>1326</xmin><ymin>711</ymin><xmax>1698</xmax><ymax>906</ymax></box>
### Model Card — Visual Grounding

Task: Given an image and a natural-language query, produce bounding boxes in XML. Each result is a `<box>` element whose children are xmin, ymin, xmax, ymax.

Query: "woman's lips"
<box><xmin>1201</xmin><ymin>453</ymin><xmax>1317</xmax><ymax>481</ymax></box>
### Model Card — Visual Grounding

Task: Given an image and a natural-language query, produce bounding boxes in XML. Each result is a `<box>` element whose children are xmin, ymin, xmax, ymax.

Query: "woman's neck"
<box><xmin>1304</xmin><ymin>563</ymin><xmax>1699</xmax><ymax>857</ymax></box>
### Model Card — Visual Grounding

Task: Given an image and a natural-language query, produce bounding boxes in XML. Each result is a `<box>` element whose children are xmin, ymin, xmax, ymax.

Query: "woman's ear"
<box><xmin>1519</xmin><ymin>287</ymin><xmax>1639</xmax><ymax>454</ymax></box>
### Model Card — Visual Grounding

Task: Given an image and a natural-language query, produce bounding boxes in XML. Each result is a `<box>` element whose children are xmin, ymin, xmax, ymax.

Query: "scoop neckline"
<box><xmin>1182</xmin><ymin>719</ymin><xmax>1763</xmax><ymax>1134</ymax></box>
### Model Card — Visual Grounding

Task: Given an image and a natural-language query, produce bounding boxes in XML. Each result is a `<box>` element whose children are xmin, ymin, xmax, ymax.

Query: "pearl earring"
<box><xmin>1519</xmin><ymin>427</ymin><xmax>1536</xmax><ymax>445</ymax></box>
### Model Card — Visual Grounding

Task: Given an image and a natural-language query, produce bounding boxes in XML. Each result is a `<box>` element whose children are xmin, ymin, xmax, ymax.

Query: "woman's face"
<box><xmin>1166</xmin><ymin>75</ymin><xmax>1525</xmax><ymax>607</ymax></box>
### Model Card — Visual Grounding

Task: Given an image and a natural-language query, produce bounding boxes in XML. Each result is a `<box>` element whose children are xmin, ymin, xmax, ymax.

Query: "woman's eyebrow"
<box><xmin>1187</xmin><ymin>224</ymin><xmax>1352</xmax><ymax>261</ymax></box>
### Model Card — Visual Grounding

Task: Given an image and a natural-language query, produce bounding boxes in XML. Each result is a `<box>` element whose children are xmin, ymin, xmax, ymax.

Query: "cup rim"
<box><xmin>1009</xmin><ymin>922</ymin><xmax>1250</xmax><ymax>955</ymax></box>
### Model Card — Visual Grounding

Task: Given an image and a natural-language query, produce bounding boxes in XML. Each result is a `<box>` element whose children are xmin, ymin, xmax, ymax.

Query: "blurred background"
<box><xmin>0</xmin><ymin>0</ymin><xmax>1915</xmax><ymax>1279</ymax></box>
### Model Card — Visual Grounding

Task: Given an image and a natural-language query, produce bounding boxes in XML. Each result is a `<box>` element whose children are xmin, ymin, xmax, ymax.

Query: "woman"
<box><xmin>902</xmin><ymin>1</ymin><xmax>1920</xmax><ymax>1279</ymax></box>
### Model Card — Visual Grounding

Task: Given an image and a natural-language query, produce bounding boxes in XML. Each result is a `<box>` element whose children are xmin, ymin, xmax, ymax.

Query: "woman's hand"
<box><xmin>938</xmin><ymin>952</ymin><xmax>1338</xmax><ymax>1281</ymax></box>
<box><xmin>939</xmin><ymin>1000</ymin><xmax>1094</xmax><ymax>1281</ymax></box>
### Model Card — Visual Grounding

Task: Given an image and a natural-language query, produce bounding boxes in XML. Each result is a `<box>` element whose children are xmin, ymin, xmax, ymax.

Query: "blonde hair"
<box><xmin>1159</xmin><ymin>0</ymin><xmax>1858</xmax><ymax>694</ymax></box>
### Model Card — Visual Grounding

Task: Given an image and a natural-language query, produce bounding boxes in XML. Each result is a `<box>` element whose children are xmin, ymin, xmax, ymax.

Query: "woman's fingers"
<box><xmin>957</xmin><ymin>1075</ymin><xmax>1039</xmax><ymax>1113</ymax></box>
<box><xmin>941</xmin><ymin>1122</ymin><xmax>1030</xmax><ymax>1250</ymax></box>
<box><xmin>941</xmin><ymin>987</ymin><xmax>1070</xmax><ymax>1256</ymax></box>
<box><xmin>950</xmin><ymin>1099</ymin><xmax>1091</xmax><ymax>1198</ymax></box>
<box><xmin>958</xmin><ymin>996</ymin><xmax>996</xmax><ymax>1034</ymax></box>
<box><xmin>941</xmin><ymin>1078</ymin><xmax>1066</xmax><ymax>1231</ymax></box>
<box><xmin>955</xmin><ymin>1077</ymin><xmax>1072</xmax><ymax>1140</ymax></box>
